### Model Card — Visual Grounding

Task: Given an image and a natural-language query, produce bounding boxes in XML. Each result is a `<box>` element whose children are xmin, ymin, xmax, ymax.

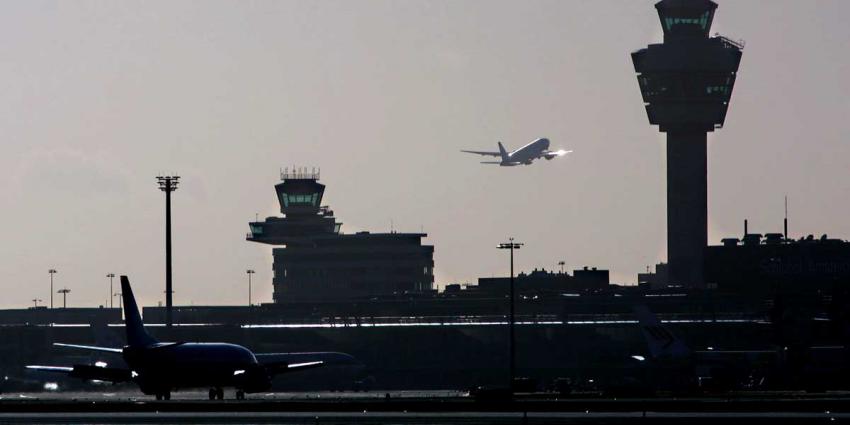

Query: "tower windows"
<box><xmin>282</xmin><ymin>193</ymin><xmax>319</xmax><ymax>207</ymax></box>
<box><xmin>663</xmin><ymin>11</ymin><xmax>712</xmax><ymax>32</ymax></box>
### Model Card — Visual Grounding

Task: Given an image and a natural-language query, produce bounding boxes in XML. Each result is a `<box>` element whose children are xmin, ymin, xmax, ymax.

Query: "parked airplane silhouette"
<box><xmin>634</xmin><ymin>305</ymin><xmax>777</xmax><ymax>391</ymax></box>
<box><xmin>461</xmin><ymin>138</ymin><xmax>571</xmax><ymax>166</ymax></box>
<box><xmin>28</xmin><ymin>276</ymin><xmax>358</xmax><ymax>400</ymax></box>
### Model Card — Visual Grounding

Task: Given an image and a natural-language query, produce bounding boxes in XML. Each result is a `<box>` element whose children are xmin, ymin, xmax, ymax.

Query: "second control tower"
<box><xmin>632</xmin><ymin>0</ymin><xmax>743</xmax><ymax>287</ymax></box>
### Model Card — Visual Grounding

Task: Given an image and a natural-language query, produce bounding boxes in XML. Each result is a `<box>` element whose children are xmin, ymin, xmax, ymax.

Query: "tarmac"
<box><xmin>1</xmin><ymin>391</ymin><xmax>850</xmax><ymax>424</ymax></box>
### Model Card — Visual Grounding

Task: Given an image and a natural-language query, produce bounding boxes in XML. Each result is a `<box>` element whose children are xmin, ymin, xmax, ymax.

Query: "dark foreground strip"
<box><xmin>0</xmin><ymin>412</ymin><xmax>847</xmax><ymax>425</ymax></box>
<box><xmin>1</xmin><ymin>397</ymin><xmax>850</xmax><ymax>414</ymax></box>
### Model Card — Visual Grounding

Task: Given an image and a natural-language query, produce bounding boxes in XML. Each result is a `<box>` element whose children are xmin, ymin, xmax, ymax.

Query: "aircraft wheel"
<box><xmin>236</xmin><ymin>390</ymin><xmax>245</xmax><ymax>400</ymax></box>
<box><xmin>216</xmin><ymin>387</ymin><xmax>224</xmax><ymax>400</ymax></box>
<box><xmin>209</xmin><ymin>389</ymin><xmax>217</xmax><ymax>400</ymax></box>
<box><xmin>155</xmin><ymin>394</ymin><xmax>162</xmax><ymax>401</ymax></box>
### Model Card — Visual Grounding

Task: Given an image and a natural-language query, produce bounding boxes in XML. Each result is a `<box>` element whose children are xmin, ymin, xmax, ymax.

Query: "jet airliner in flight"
<box><xmin>28</xmin><ymin>276</ymin><xmax>359</xmax><ymax>400</ymax></box>
<box><xmin>461</xmin><ymin>138</ymin><xmax>571</xmax><ymax>166</ymax></box>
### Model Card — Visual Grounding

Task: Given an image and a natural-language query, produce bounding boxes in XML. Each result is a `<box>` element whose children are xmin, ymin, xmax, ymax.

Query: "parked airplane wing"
<box><xmin>256</xmin><ymin>351</ymin><xmax>360</xmax><ymax>375</ymax></box>
<box><xmin>461</xmin><ymin>150</ymin><xmax>501</xmax><ymax>157</ymax></box>
<box><xmin>262</xmin><ymin>360</ymin><xmax>325</xmax><ymax>375</ymax></box>
<box><xmin>53</xmin><ymin>343</ymin><xmax>123</xmax><ymax>353</ymax></box>
<box><xmin>26</xmin><ymin>364</ymin><xmax>133</xmax><ymax>382</ymax></box>
<box><xmin>26</xmin><ymin>365</ymin><xmax>73</xmax><ymax>373</ymax></box>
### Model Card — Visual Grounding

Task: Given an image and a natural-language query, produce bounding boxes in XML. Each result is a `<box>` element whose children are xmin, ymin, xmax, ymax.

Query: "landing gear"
<box><xmin>208</xmin><ymin>387</ymin><xmax>224</xmax><ymax>400</ymax></box>
<box><xmin>236</xmin><ymin>389</ymin><xmax>246</xmax><ymax>400</ymax></box>
<box><xmin>155</xmin><ymin>391</ymin><xmax>171</xmax><ymax>401</ymax></box>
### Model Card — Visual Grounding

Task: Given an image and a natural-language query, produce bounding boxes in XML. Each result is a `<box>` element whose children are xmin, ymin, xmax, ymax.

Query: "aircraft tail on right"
<box><xmin>121</xmin><ymin>276</ymin><xmax>159</xmax><ymax>348</ymax></box>
<box><xmin>497</xmin><ymin>142</ymin><xmax>509</xmax><ymax>162</ymax></box>
<box><xmin>633</xmin><ymin>305</ymin><xmax>691</xmax><ymax>360</ymax></box>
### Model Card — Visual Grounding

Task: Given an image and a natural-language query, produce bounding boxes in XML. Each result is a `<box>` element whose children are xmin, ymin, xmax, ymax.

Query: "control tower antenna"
<box><xmin>157</xmin><ymin>175</ymin><xmax>180</xmax><ymax>327</ymax></box>
<box><xmin>632</xmin><ymin>0</ymin><xmax>743</xmax><ymax>287</ymax></box>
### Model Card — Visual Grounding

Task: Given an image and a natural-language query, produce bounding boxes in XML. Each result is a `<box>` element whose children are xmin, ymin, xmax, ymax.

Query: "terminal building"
<box><xmin>705</xmin><ymin>233</ymin><xmax>850</xmax><ymax>294</ymax></box>
<box><xmin>472</xmin><ymin>267</ymin><xmax>610</xmax><ymax>296</ymax></box>
<box><xmin>247</xmin><ymin>169</ymin><xmax>434</xmax><ymax>302</ymax></box>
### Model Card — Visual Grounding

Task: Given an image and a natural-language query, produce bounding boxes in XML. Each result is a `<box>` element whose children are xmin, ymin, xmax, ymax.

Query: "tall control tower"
<box><xmin>632</xmin><ymin>0</ymin><xmax>743</xmax><ymax>288</ymax></box>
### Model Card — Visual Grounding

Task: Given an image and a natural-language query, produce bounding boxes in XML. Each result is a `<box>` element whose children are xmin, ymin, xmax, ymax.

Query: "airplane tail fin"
<box><xmin>633</xmin><ymin>305</ymin><xmax>691</xmax><ymax>360</ymax></box>
<box><xmin>497</xmin><ymin>142</ymin><xmax>508</xmax><ymax>162</ymax></box>
<box><xmin>121</xmin><ymin>276</ymin><xmax>158</xmax><ymax>348</ymax></box>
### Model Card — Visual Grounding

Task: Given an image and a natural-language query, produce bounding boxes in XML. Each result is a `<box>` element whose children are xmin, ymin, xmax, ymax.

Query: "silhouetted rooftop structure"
<box><xmin>247</xmin><ymin>171</ymin><xmax>433</xmax><ymax>302</ymax></box>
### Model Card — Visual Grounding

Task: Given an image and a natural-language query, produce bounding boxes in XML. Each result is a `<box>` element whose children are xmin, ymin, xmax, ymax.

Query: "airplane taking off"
<box><xmin>461</xmin><ymin>138</ymin><xmax>571</xmax><ymax>166</ymax></box>
<box><xmin>27</xmin><ymin>276</ymin><xmax>359</xmax><ymax>400</ymax></box>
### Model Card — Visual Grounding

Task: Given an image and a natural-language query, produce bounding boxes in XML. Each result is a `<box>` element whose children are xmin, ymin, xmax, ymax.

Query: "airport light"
<box><xmin>114</xmin><ymin>292</ymin><xmax>122</xmax><ymax>310</ymax></box>
<box><xmin>32</xmin><ymin>299</ymin><xmax>42</xmax><ymax>308</ymax></box>
<box><xmin>157</xmin><ymin>175</ymin><xmax>180</xmax><ymax>327</ymax></box>
<box><xmin>57</xmin><ymin>288</ymin><xmax>70</xmax><ymax>309</ymax></box>
<box><xmin>48</xmin><ymin>269</ymin><xmax>57</xmax><ymax>309</ymax></box>
<box><xmin>558</xmin><ymin>261</ymin><xmax>566</xmax><ymax>274</ymax></box>
<box><xmin>107</xmin><ymin>273</ymin><xmax>115</xmax><ymax>309</ymax></box>
<box><xmin>497</xmin><ymin>238</ymin><xmax>523</xmax><ymax>390</ymax></box>
<box><xmin>246</xmin><ymin>269</ymin><xmax>255</xmax><ymax>306</ymax></box>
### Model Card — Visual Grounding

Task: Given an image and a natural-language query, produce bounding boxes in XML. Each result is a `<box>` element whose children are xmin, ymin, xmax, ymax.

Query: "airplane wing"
<box><xmin>262</xmin><ymin>361</ymin><xmax>325</xmax><ymax>375</ymax></box>
<box><xmin>461</xmin><ymin>150</ymin><xmax>501</xmax><ymax>157</ymax></box>
<box><xmin>54</xmin><ymin>343</ymin><xmax>123</xmax><ymax>353</ymax></box>
<box><xmin>255</xmin><ymin>352</ymin><xmax>360</xmax><ymax>375</ymax></box>
<box><xmin>26</xmin><ymin>364</ymin><xmax>133</xmax><ymax>382</ymax></box>
<box><xmin>26</xmin><ymin>365</ymin><xmax>73</xmax><ymax>373</ymax></box>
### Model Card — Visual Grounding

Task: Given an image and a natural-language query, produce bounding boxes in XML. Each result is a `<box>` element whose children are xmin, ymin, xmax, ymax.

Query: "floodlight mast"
<box><xmin>107</xmin><ymin>273</ymin><xmax>115</xmax><ymax>309</ymax></box>
<box><xmin>157</xmin><ymin>175</ymin><xmax>180</xmax><ymax>327</ymax></box>
<box><xmin>497</xmin><ymin>238</ymin><xmax>523</xmax><ymax>390</ymax></box>
<box><xmin>246</xmin><ymin>269</ymin><xmax>256</xmax><ymax>306</ymax></box>
<box><xmin>48</xmin><ymin>269</ymin><xmax>57</xmax><ymax>309</ymax></box>
<box><xmin>58</xmin><ymin>288</ymin><xmax>71</xmax><ymax>309</ymax></box>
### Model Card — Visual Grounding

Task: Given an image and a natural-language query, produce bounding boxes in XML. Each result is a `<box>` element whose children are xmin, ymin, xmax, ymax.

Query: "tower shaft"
<box><xmin>667</xmin><ymin>130</ymin><xmax>707</xmax><ymax>287</ymax></box>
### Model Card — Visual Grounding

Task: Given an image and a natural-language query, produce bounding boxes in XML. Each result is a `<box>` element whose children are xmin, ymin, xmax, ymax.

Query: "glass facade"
<box><xmin>282</xmin><ymin>193</ymin><xmax>319</xmax><ymax>207</ymax></box>
<box><xmin>249</xmin><ymin>223</ymin><xmax>263</xmax><ymax>235</ymax></box>
<box><xmin>663</xmin><ymin>11</ymin><xmax>711</xmax><ymax>32</ymax></box>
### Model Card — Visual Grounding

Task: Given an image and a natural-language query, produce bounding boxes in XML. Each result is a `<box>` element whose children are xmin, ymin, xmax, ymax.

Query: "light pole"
<box><xmin>32</xmin><ymin>299</ymin><xmax>42</xmax><ymax>308</ymax></box>
<box><xmin>114</xmin><ymin>292</ymin><xmax>123</xmax><ymax>310</ymax></box>
<box><xmin>48</xmin><ymin>269</ymin><xmax>57</xmax><ymax>309</ymax></box>
<box><xmin>246</xmin><ymin>269</ymin><xmax>255</xmax><ymax>306</ymax></box>
<box><xmin>497</xmin><ymin>238</ymin><xmax>523</xmax><ymax>389</ymax></box>
<box><xmin>157</xmin><ymin>175</ymin><xmax>180</xmax><ymax>327</ymax></box>
<box><xmin>58</xmin><ymin>288</ymin><xmax>71</xmax><ymax>309</ymax></box>
<box><xmin>107</xmin><ymin>273</ymin><xmax>115</xmax><ymax>309</ymax></box>
<box><xmin>558</xmin><ymin>261</ymin><xmax>565</xmax><ymax>274</ymax></box>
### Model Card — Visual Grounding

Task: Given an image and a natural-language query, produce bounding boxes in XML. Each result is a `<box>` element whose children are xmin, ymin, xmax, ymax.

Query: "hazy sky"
<box><xmin>1</xmin><ymin>0</ymin><xmax>849</xmax><ymax>309</ymax></box>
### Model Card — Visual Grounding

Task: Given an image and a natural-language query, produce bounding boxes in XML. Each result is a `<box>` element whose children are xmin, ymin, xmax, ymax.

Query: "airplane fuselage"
<box><xmin>123</xmin><ymin>342</ymin><xmax>271</xmax><ymax>394</ymax></box>
<box><xmin>502</xmin><ymin>138</ymin><xmax>550</xmax><ymax>166</ymax></box>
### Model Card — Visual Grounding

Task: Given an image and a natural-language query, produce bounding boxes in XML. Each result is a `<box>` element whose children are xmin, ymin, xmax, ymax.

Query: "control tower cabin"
<box><xmin>247</xmin><ymin>169</ymin><xmax>434</xmax><ymax>302</ymax></box>
<box><xmin>632</xmin><ymin>0</ymin><xmax>743</xmax><ymax>288</ymax></box>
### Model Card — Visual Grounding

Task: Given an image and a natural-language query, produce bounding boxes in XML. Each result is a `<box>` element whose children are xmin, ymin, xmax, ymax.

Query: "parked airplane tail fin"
<box><xmin>633</xmin><ymin>305</ymin><xmax>691</xmax><ymax>360</ymax></box>
<box><xmin>121</xmin><ymin>276</ymin><xmax>158</xmax><ymax>348</ymax></box>
<box><xmin>497</xmin><ymin>142</ymin><xmax>508</xmax><ymax>162</ymax></box>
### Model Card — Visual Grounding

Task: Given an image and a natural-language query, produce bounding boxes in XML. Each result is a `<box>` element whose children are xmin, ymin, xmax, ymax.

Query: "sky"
<box><xmin>0</xmin><ymin>0</ymin><xmax>848</xmax><ymax>309</ymax></box>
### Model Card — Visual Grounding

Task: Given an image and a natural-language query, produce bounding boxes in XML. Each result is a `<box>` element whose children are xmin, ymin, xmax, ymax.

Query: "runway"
<box><xmin>1</xmin><ymin>391</ymin><xmax>850</xmax><ymax>423</ymax></box>
<box><xmin>0</xmin><ymin>411</ymin><xmax>848</xmax><ymax>424</ymax></box>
